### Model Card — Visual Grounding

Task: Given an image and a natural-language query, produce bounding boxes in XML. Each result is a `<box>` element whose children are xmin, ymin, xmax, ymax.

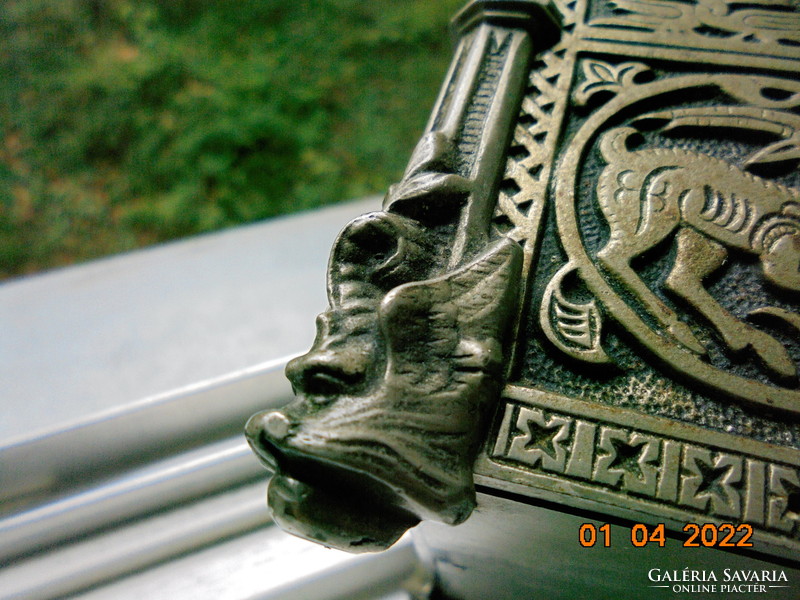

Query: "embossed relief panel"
<box><xmin>530</xmin><ymin>63</ymin><xmax>800</xmax><ymax>423</ymax></box>
<box><xmin>245</xmin><ymin>0</ymin><xmax>800</xmax><ymax>561</ymax></box>
<box><xmin>584</xmin><ymin>0</ymin><xmax>800</xmax><ymax>64</ymax></box>
<box><xmin>485</xmin><ymin>388</ymin><xmax>800</xmax><ymax>553</ymax></box>
<box><xmin>480</xmin><ymin>0</ymin><xmax>800</xmax><ymax>561</ymax></box>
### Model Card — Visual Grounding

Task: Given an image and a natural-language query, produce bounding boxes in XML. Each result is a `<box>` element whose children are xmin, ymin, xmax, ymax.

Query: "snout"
<box><xmin>245</xmin><ymin>409</ymin><xmax>293</xmax><ymax>472</ymax></box>
<box><xmin>244</xmin><ymin>403</ymin><xmax>420</xmax><ymax>552</ymax></box>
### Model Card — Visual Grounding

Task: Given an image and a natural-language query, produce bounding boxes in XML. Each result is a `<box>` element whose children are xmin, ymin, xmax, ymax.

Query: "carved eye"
<box><xmin>287</xmin><ymin>355</ymin><xmax>356</xmax><ymax>396</ymax></box>
<box><xmin>301</xmin><ymin>368</ymin><xmax>354</xmax><ymax>396</ymax></box>
<box><xmin>349</xmin><ymin>225</ymin><xmax>396</xmax><ymax>268</ymax></box>
<box><xmin>335</xmin><ymin>214</ymin><xmax>400</xmax><ymax>277</ymax></box>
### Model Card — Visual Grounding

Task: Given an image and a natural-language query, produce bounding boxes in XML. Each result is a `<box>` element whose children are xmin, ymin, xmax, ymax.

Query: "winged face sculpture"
<box><xmin>247</xmin><ymin>215</ymin><xmax>520</xmax><ymax>550</ymax></box>
<box><xmin>245</xmin><ymin>0</ymin><xmax>558</xmax><ymax>551</ymax></box>
<box><xmin>244</xmin><ymin>0</ymin><xmax>800</xmax><ymax>572</ymax></box>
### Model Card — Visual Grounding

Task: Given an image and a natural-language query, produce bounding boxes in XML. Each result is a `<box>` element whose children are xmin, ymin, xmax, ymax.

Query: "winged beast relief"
<box><xmin>544</xmin><ymin>68</ymin><xmax>800</xmax><ymax>414</ymax></box>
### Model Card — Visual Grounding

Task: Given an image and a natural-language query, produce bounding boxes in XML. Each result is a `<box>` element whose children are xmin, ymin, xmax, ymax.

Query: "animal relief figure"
<box><xmin>595</xmin><ymin>125</ymin><xmax>800</xmax><ymax>378</ymax></box>
<box><xmin>246</xmin><ymin>210</ymin><xmax>521</xmax><ymax>551</ymax></box>
<box><xmin>545</xmin><ymin>69</ymin><xmax>800</xmax><ymax>413</ymax></box>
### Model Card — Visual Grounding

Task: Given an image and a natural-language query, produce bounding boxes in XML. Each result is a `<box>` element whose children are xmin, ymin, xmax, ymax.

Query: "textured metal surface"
<box><xmin>484</xmin><ymin>0</ymin><xmax>800</xmax><ymax>563</ymax></box>
<box><xmin>244</xmin><ymin>0</ymin><xmax>800</xmax><ymax>589</ymax></box>
<box><xmin>246</xmin><ymin>0</ymin><xmax>560</xmax><ymax>553</ymax></box>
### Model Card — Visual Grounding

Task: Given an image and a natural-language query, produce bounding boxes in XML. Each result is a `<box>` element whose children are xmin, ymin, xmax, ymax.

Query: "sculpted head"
<box><xmin>246</xmin><ymin>210</ymin><xmax>521</xmax><ymax>551</ymax></box>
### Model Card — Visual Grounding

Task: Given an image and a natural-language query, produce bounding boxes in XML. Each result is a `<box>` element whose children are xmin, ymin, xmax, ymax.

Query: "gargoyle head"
<box><xmin>246</xmin><ymin>211</ymin><xmax>521</xmax><ymax>552</ymax></box>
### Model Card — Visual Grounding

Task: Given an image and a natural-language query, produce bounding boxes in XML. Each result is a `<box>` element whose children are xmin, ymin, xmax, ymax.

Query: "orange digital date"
<box><xmin>578</xmin><ymin>522</ymin><xmax>754</xmax><ymax>548</ymax></box>
<box><xmin>682</xmin><ymin>523</ymin><xmax>753</xmax><ymax>548</ymax></box>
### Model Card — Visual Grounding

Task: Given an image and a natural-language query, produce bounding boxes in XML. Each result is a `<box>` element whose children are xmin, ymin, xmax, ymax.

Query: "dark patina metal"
<box><xmin>246</xmin><ymin>0</ymin><xmax>800</xmax><ymax>589</ymax></box>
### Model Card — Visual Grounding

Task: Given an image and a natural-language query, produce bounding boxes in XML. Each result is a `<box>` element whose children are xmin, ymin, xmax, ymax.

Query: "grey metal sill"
<box><xmin>0</xmin><ymin>198</ymin><xmax>425</xmax><ymax>599</ymax></box>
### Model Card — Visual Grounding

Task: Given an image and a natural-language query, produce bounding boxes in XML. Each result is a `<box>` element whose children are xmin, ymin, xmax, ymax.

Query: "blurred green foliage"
<box><xmin>0</xmin><ymin>0</ymin><xmax>463</xmax><ymax>278</ymax></box>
